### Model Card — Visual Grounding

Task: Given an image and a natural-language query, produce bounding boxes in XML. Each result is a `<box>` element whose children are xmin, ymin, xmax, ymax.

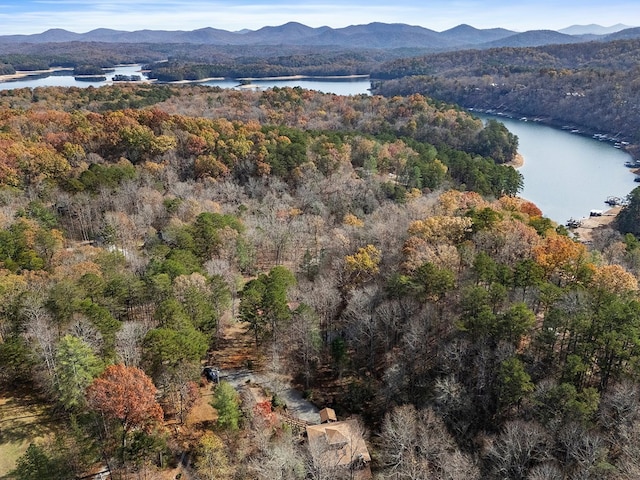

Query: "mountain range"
<box><xmin>0</xmin><ymin>22</ymin><xmax>636</xmax><ymax>51</ymax></box>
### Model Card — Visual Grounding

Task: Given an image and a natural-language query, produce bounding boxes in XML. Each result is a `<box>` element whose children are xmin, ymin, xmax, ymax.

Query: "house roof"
<box><xmin>325</xmin><ymin>427</ymin><xmax>348</xmax><ymax>445</ymax></box>
<box><xmin>306</xmin><ymin>420</ymin><xmax>371</xmax><ymax>467</ymax></box>
<box><xmin>319</xmin><ymin>407</ymin><xmax>337</xmax><ymax>423</ymax></box>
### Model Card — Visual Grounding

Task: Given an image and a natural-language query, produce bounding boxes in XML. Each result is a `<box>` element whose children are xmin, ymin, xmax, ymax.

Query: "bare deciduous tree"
<box><xmin>22</xmin><ymin>302</ymin><xmax>58</xmax><ymax>392</ymax></box>
<box><xmin>115</xmin><ymin>320</ymin><xmax>150</xmax><ymax>367</ymax></box>
<box><xmin>526</xmin><ymin>462</ymin><xmax>564</xmax><ymax>480</ymax></box>
<box><xmin>486</xmin><ymin>420</ymin><xmax>550</xmax><ymax>480</ymax></box>
<box><xmin>68</xmin><ymin>314</ymin><xmax>103</xmax><ymax>351</ymax></box>
<box><xmin>379</xmin><ymin>404</ymin><xmax>479</xmax><ymax>480</ymax></box>
<box><xmin>249</xmin><ymin>429</ymin><xmax>306</xmax><ymax>480</ymax></box>
<box><xmin>557</xmin><ymin>423</ymin><xmax>610</xmax><ymax>479</ymax></box>
<box><xmin>286</xmin><ymin>304</ymin><xmax>321</xmax><ymax>389</ymax></box>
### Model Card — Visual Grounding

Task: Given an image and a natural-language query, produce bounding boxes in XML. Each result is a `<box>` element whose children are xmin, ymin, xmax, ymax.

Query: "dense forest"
<box><xmin>0</xmin><ymin>43</ymin><xmax>167</xmax><ymax>72</ymax></box>
<box><xmin>0</xmin><ymin>80</ymin><xmax>640</xmax><ymax>479</ymax></box>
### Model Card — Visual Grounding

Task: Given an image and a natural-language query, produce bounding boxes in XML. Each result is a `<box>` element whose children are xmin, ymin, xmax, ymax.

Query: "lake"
<box><xmin>0</xmin><ymin>68</ymin><xmax>634</xmax><ymax>223</ymax></box>
<box><xmin>476</xmin><ymin>114</ymin><xmax>637</xmax><ymax>223</ymax></box>
<box><xmin>0</xmin><ymin>66</ymin><xmax>372</xmax><ymax>96</ymax></box>
<box><xmin>201</xmin><ymin>77</ymin><xmax>371</xmax><ymax>96</ymax></box>
<box><xmin>0</xmin><ymin>65</ymin><xmax>146</xmax><ymax>90</ymax></box>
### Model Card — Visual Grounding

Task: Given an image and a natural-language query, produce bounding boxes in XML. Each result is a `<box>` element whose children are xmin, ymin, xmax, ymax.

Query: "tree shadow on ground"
<box><xmin>0</xmin><ymin>387</ymin><xmax>59</xmax><ymax>477</ymax></box>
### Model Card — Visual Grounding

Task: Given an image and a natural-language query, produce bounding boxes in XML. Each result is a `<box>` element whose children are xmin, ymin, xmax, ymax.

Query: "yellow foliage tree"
<box><xmin>408</xmin><ymin>215</ymin><xmax>473</xmax><ymax>245</ymax></box>
<box><xmin>436</xmin><ymin>190</ymin><xmax>487</xmax><ymax>216</ymax></box>
<box><xmin>343</xmin><ymin>213</ymin><xmax>364</xmax><ymax>228</ymax></box>
<box><xmin>10</xmin><ymin>141</ymin><xmax>70</xmax><ymax>185</ymax></box>
<box><xmin>591</xmin><ymin>264</ymin><xmax>638</xmax><ymax>294</ymax></box>
<box><xmin>344</xmin><ymin>244</ymin><xmax>381</xmax><ymax>286</ymax></box>
<box><xmin>195</xmin><ymin>432</ymin><xmax>231</xmax><ymax>480</ymax></box>
<box><xmin>195</xmin><ymin>154</ymin><xmax>231</xmax><ymax>179</ymax></box>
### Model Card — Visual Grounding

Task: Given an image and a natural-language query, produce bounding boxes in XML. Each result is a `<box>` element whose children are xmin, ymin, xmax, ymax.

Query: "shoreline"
<box><xmin>164</xmin><ymin>73</ymin><xmax>370</xmax><ymax>85</ymax></box>
<box><xmin>166</xmin><ymin>76</ymin><xmax>224</xmax><ymax>84</ymax></box>
<box><xmin>506</xmin><ymin>152</ymin><xmax>525</xmax><ymax>169</ymax></box>
<box><xmin>568</xmin><ymin>205</ymin><xmax>621</xmax><ymax>243</ymax></box>
<box><xmin>237</xmin><ymin>74</ymin><xmax>370</xmax><ymax>81</ymax></box>
<box><xmin>0</xmin><ymin>64</ymin><xmax>149</xmax><ymax>85</ymax></box>
<box><xmin>0</xmin><ymin>67</ymin><xmax>73</xmax><ymax>83</ymax></box>
<box><xmin>474</xmin><ymin>108</ymin><xmax>639</xmax><ymax>163</ymax></box>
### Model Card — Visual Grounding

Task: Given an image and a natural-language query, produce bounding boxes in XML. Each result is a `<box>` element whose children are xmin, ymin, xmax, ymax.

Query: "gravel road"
<box><xmin>222</xmin><ymin>369</ymin><xmax>320</xmax><ymax>424</ymax></box>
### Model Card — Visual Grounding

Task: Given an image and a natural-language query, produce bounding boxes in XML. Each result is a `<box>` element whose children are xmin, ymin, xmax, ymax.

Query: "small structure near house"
<box><xmin>590</xmin><ymin>209</ymin><xmax>603</xmax><ymax>217</ymax></box>
<box><xmin>306</xmin><ymin>416</ymin><xmax>371</xmax><ymax>478</ymax></box>
<box><xmin>319</xmin><ymin>407</ymin><xmax>337</xmax><ymax>423</ymax></box>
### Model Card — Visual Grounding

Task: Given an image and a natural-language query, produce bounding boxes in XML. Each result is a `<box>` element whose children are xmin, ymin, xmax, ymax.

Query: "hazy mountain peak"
<box><xmin>42</xmin><ymin>28</ymin><xmax>73</xmax><ymax>34</ymax></box>
<box><xmin>255</xmin><ymin>21</ymin><xmax>316</xmax><ymax>33</ymax></box>
<box><xmin>439</xmin><ymin>24</ymin><xmax>515</xmax><ymax>46</ymax></box>
<box><xmin>33</xmin><ymin>28</ymin><xmax>81</xmax><ymax>41</ymax></box>
<box><xmin>559</xmin><ymin>23</ymin><xmax>633</xmax><ymax>35</ymax></box>
<box><xmin>442</xmin><ymin>24</ymin><xmax>479</xmax><ymax>33</ymax></box>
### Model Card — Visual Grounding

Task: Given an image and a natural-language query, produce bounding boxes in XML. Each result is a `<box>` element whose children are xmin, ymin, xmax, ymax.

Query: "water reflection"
<box><xmin>0</xmin><ymin>65</ymin><xmax>146</xmax><ymax>90</ymax></box>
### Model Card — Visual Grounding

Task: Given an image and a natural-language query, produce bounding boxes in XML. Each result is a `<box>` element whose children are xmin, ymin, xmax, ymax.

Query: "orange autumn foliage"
<box><xmin>498</xmin><ymin>196</ymin><xmax>543</xmax><ymax>217</ymax></box>
<box><xmin>86</xmin><ymin>364</ymin><xmax>163</xmax><ymax>432</ymax></box>
<box><xmin>533</xmin><ymin>233</ymin><xmax>588</xmax><ymax>282</ymax></box>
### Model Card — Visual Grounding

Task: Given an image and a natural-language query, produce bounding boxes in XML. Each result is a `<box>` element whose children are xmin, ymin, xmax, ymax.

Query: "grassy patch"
<box><xmin>0</xmin><ymin>390</ymin><xmax>57</xmax><ymax>478</ymax></box>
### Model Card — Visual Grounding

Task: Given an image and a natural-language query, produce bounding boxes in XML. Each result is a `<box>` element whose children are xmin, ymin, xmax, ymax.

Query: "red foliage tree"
<box><xmin>254</xmin><ymin>400</ymin><xmax>276</xmax><ymax>426</ymax></box>
<box><xmin>86</xmin><ymin>364</ymin><xmax>163</xmax><ymax>450</ymax></box>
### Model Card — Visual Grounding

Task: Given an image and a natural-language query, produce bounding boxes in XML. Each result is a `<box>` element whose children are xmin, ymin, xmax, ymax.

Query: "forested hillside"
<box><xmin>0</xmin><ymin>83</ymin><xmax>640</xmax><ymax>480</ymax></box>
<box><xmin>0</xmin><ymin>42</ymin><xmax>389</xmax><ymax>79</ymax></box>
<box><xmin>371</xmin><ymin>38</ymin><xmax>640</xmax><ymax>158</ymax></box>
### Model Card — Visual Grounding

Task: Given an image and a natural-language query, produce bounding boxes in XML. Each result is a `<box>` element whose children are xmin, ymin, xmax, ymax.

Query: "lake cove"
<box><xmin>0</xmin><ymin>65</ymin><xmax>373</xmax><ymax>97</ymax></box>
<box><xmin>0</xmin><ymin>65</ymin><xmax>147</xmax><ymax>90</ymax></box>
<box><xmin>201</xmin><ymin>76</ymin><xmax>371</xmax><ymax>96</ymax></box>
<box><xmin>477</xmin><ymin>114</ymin><xmax>637</xmax><ymax>224</ymax></box>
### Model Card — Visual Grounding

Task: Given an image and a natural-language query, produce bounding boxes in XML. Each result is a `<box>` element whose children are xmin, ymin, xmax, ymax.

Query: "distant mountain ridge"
<box><xmin>559</xmin><ymin>24</ymin><xmax>632</xmax><ymax>35</ymax></box>
<box><xmin>482</xmin><ymin>30</ymin><xmax>585</xmax><ymax>48</ymax></box>
<box><xmin>0</xmin><ymin>22</ymin><xmax>638</xmax><ymax>50</ymax></box>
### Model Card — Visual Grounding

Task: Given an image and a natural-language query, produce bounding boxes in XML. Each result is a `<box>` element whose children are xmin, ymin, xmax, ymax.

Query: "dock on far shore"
<box><xmin>567</xmin><ymin>206</ymin><xmax>621</xmax><ymax>243</ymax></box>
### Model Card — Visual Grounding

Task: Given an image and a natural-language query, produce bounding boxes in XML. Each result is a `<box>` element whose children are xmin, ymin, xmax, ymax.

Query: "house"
<box><xmin>306</xmin><ymin>419</ymin><xmax>371</xmax><ymax>478</ymax></box>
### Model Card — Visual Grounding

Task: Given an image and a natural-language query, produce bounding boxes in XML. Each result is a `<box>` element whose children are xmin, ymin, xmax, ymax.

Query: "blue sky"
<box><xmin>1</xmin><ymin>0</ymin><xmax>638</xmax><ymax>35</ymax></box>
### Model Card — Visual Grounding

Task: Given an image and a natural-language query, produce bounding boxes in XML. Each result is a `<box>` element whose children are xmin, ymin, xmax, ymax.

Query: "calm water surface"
<box><xmin>0</xmin><ymin>65</ymin><xmax>146</xmax><ymax>90</ymax></box>
<box><xmin>0</xmin><ymin>65</ymin><xmax>372</xmax><ymax>96</ymax></box>
<box><xmin>201</xmin><ymin>77</ymin><xmax>371</xmax><ymax>96</ymax></box>
<box><xmin>477</xmin><ymin>114</ymin><xmax>637</xmax><ymax>223</ymax></box>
